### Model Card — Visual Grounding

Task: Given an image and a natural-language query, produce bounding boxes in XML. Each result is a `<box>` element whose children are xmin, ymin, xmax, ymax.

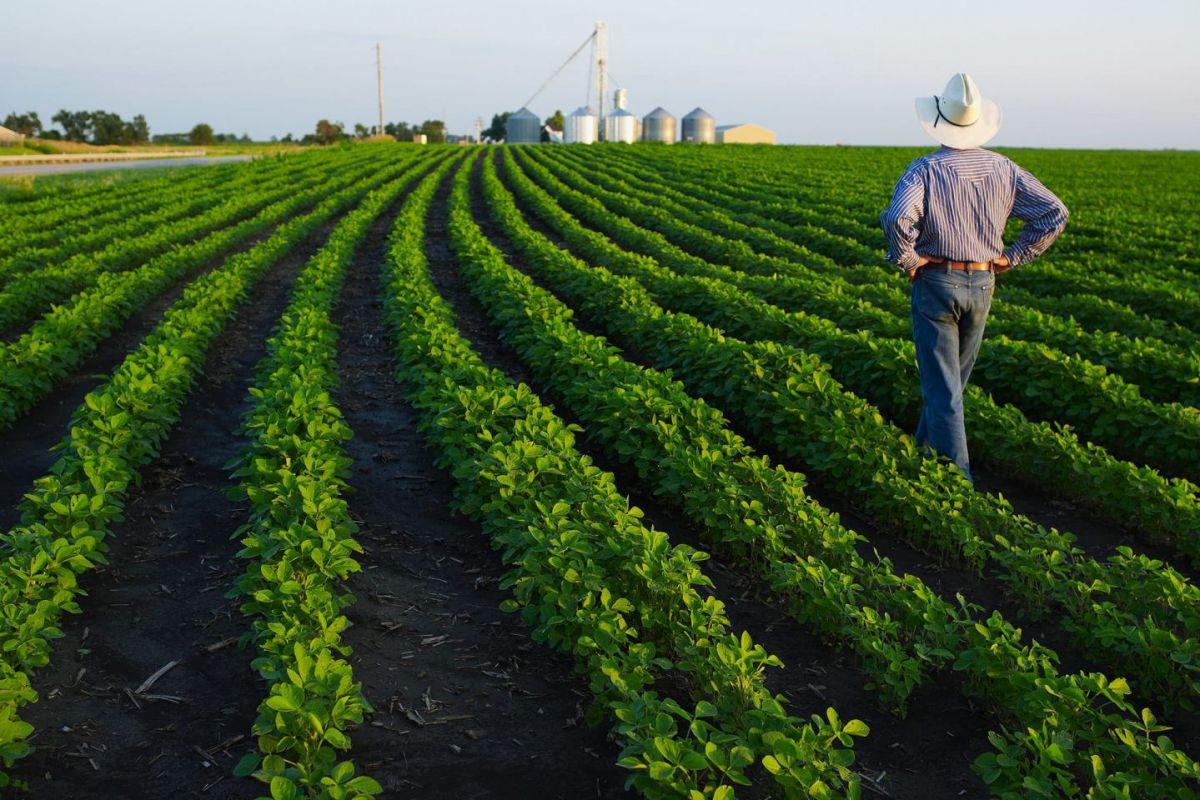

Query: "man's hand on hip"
<box><xmin>992</xmin><ymin>255</ymin><xmax>1012</xmax><ymax>274</ymax></box>
<box><xmin>909</xmin><ymin>255</ymin><xmax>944</xmax><ymax>282</ymax></box>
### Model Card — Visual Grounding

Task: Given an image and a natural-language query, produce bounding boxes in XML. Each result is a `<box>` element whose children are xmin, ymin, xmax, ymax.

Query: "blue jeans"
<box><xmin>911</xmin><ymin>266</ymin><xmax>995</xmax><ymax>482</ymax></box>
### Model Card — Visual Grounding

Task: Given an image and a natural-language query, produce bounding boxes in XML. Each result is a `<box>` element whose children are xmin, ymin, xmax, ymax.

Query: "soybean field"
<box><xmin>1</xmin><ymin>143</ymin><xmax>1198</xmax><ymax>800</ymax></box>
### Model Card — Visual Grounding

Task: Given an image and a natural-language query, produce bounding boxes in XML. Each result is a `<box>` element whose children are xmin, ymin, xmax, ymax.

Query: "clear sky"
<box><xmin>5</xmin><ymin>0</ymin><xmax>1199</xmax><ymax>148</ymax></box>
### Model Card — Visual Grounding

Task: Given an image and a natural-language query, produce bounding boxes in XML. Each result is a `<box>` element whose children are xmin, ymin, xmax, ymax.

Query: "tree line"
<box><xmin>306</xmin><ymin>119</ymin><xmax>448</xmax><ymax>144</ymax></box>
<box><xmin>4</xmin><ymin>110</ymin><xmax>151</xmax><ymax>145</ymax></box>
<box><xmin>4</xmin><ymin>110</ymin><xmax>455</xmax><ymax>147</ymax></box>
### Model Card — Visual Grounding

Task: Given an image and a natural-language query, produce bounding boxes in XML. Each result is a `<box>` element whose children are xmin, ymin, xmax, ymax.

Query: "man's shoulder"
<box><xmin>928</xmin><ymin>146</ymin><xmax>1010</xmax><ymax>164</ymax></box>
<box><xmin>901</xmin><ymin>152</ymin><xmax>934</xmax><ymax>176</ymax></box>
<box><xmin>924</xmin><ymin>147</ymin><xmax>1017</xmax><ymax>180</ymax></box>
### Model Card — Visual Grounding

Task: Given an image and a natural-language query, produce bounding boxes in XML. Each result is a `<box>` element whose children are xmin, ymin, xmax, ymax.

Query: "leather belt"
<box><xmin>931</xmin><ymin>260</ymin><xmax>993</xmax><ymax>272</ymax></box>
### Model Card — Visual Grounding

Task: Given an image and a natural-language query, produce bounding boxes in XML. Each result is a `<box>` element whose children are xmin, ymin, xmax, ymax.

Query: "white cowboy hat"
<box><xmin>915</xmin><ymin>73</ymin><xmax>1002</xmax><ymax>149</ymax></box>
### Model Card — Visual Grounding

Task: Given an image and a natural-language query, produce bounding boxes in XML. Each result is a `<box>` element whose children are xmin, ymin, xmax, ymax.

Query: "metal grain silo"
<box><xmin>642</xmin><ymin>107</ymin><xmax>676</xmax><ymax>143</ymax></box>
<box><xmin>564</xmin><ymin>106</ymin><xmax>598</xmax><ymax>144</ymax></box>
<box><xmin>604</xmin><ymin>108</ymin><xmax>637</xmax><ymax>144</ymax></box>
<box><xmin>614</xmin><ymin>88</ymin><xmax>629</xmax><ymax>111</ymax></box>
<box><xmin>681</xmin><ymin>108</ymin><xmax>716</xmax><ymax>144</ymax></box>
<box><xmin>506</xmin><ymin>107</ymin><xmax>541</xmax><ymax>144</ymax></box>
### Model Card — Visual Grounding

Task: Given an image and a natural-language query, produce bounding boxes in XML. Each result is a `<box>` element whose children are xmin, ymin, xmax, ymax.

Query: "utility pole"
<box><xmin>376</xmin><ymin>43</ymin><xmax>385</xmax><ymax>136</ymax></box>
<box><xmin>595</xmin><ymin>22</ymin><xmax>607</xmax><ymax>140</ymax></box>
<box><xmin>475</xmin><ymin>116</ymin><xmax>483</xmax><ymax>144</ymax></box>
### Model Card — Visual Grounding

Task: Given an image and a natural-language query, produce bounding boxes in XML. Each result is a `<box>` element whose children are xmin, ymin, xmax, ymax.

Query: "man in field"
<box><xmin>880</xmin><ymin>73</ymin><xmax>1068</xmax><ymax>483</ymax></box>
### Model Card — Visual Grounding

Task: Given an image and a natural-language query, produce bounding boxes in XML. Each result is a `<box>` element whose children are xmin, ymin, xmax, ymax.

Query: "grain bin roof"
<box><xmin>645</xmin><ymin>106</ymin><xmax>675</xmax><ymax>119</ymax></box>
<box><xmin>510</xmin><ymin>107</ymin><xmax>539</xmax><ymax>120</ymax></box>
<box><xmin>684</xmin><ymin>108</ymin><xmax>714</xmax><ymax>120</ymax></box>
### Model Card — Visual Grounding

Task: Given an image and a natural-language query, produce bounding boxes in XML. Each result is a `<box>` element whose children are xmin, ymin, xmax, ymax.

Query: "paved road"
<box><xmin>0</xmin><ymin>155</ymin><xmax>252</xmax><ymax>177</ymax></box>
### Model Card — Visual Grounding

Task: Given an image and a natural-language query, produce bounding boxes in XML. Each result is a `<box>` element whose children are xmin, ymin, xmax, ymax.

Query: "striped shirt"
<box><xmin>880</xmin><ymin>147</ymin><xmax>1068</xmax><ymax>273</ymax></box>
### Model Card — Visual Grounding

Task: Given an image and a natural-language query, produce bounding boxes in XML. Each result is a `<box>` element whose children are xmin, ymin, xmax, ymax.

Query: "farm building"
<box><xmin>716</xmin><ymin>123</ymin><xmax>776</xmax><ymax>144</ymax></box>
<box><xmin>0</xmin><ymin>124</ymin><xmax>25</xmax><ymax>146</ymax></box>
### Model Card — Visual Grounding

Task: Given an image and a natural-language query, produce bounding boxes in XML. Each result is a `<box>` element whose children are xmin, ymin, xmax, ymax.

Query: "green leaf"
<box><xmin>233</xmin><ymin>752</ymin><xmax>260</xmax><ymax>777</ymax></box>
<box><xmin>842</xmin><ymin>719</ymin><xmax>870</xmax><ymax>737</ymax></box>
<box><xmin>270</xmin><ymin>775</ymin><xmax>299</xmax><ymax>800</ymax></box>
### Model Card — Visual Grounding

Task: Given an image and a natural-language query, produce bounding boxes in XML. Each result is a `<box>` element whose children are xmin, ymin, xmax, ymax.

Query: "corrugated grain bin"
<box><xmin>564</xmin><ymin>106</ymin><xmax>598</xmax><ymax>144</ymax></box>
<box><xmin>506</xmin><ymin>107</ymin><xmax>541</xmax><ymax>144</ymax></box>
<box><xmin>605</xmin><ymin>108</ymin><xmax>637</xmax><ymax>144</ymax></box>
<box><xmin>641</xmin><ymin>107</ymin><xmax>676</xmax><ymax>144</ymax></box>
<box><xmin>681</xmin><ymin>107</ymin><xmax>716</xmax><ymax>144</ymax></box>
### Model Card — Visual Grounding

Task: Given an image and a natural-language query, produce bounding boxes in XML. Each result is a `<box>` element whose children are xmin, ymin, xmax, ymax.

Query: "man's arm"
<box><xmin>1003</xmin><ymin>166</ymin><xmax>1069</xmax><ymax>267</ymax></box>
<box><xmin>880</xmin><ymin>166</ymin><xmax>926</xmax><ymax>277</ymax></box>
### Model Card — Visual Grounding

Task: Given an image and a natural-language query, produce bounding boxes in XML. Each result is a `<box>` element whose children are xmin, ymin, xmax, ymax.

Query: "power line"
<box><xmin>522</xmin><ymin>30</ymin><xmax>595</xmax><ymax>111</ymax></box>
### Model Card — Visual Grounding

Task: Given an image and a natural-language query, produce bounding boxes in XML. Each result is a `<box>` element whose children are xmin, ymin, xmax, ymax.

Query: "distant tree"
<box><xmin>418</xmin><ymin>119</ymin><xmax>446</xmax><ymax>143</ymax></box>
<box><xmin>52</xmin><ymin>109</ymin><xmax>92</xmax><ymax>142</ymax></box>
<box><xmin>539</xmin><ymin>110</ymin><xmax>564</xmax><ymax>143</ymax></box>
<box><xmin>189</xmin><ymin>123</ymin><xmax>214</xmax><ymax>145</ymax></box>
<box><xmin>314</xmin><ymin>119</ymin><xmax>344</xmax><ymax>145</ymax></box>
<box><xmin>91</xmin><ymin>110</ymin><xmax>129</xmax><ymax>145</ymax></box>
<box><xmin>41</xmin><ymin>129</ymin><xmax>62</xmax><ymax>141</ymax></box>
<box><xmin>241</xmin><ymin>133</ymin><xmax>251</xmax><ymax>142</ymax></box>
<box><xmin>128</xmin><ymin>114</ymin><xmax>150</xmax><ymax>144</ymax></box>
<box><xmin>3</xmin><ymin>111</ymin><xmax>42</xmax><ymax>137</ymax></box>
<box><xmin>353</xmin><ymin>122</ymin><xmax>370</xmax><ymax>139</ymax></box>
<box><xmin>282</xmin><ymin>132</ymin><xmax>294</xmax><ymax>143</ymax></box>
<box><xmin>483</xmin><ymin>112</ymin><xmax>510</xmax><ymax>143</ymax></box>
<box><xmin>384</xmin><ymin>121</ymin><xmax>416</xmax><ymax>141</ymax></box>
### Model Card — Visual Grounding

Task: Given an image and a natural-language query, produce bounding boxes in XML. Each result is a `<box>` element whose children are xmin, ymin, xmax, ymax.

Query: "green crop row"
<box><xmin>497</xmin><ymin>147</ymin><xmax>1200</xmax><ymax>713</ymax></box>
<box><xmin>0</xmin><ymin>150</ymin><xmax>353</xmax><ymax>288</ymax></box>
<box><xmin>555</xmin><ymin>146</ymin><xmax>1200</xmax><ymax>408</ymax></box>
<box><xmin>0</xmin><ymin>158</ymin><xmax>241</xmax><ymax>234</ymax></box>
<box><xmin>0</xmin><ymin>160</ymin><xmax>241</xmax><ymax>265</ymax></box>
<box><xmin>0</xmin><ymin>149</ymin><xmax>390</xmax><ymax>435</ymax></box>
<box><xmin>528</xmin><ymin>149</ymin><xmax>1200</xmax><ymax>482</ymax></box>
<box><xmin>0</xmin><ymin>156</ymin><xmax>268</xmax><ymax>276</ymax></box>
<box><xmin>509</xmin><ymin>149</ymin><xmax>1200</xmax><ymax>563</ymax></box>
<box><xmin>473</xmin><ymin>148</ymin><xmax>1200</xmax><ymax>799</ymax></box>
<box><xmin>594</xmin><ymin>145</ymin><xmax>1200</xmax><ymax>304</ymax></box>
<box><xmin>385</xmin><ymin>154</ymin><xmax>869</xmax><ymax>800</ymax></box>
<box><xmin>0</xmin><ymin>158</ymin><xmax>407</xmax><ymax>789</ymax></box>
<box><xmin>224</xmin><ymin>153</ymin><xmax>440</xmax><ymax>800</ymax></box>
<box><xmin>0</xmin><ymin>149</ymin><xmax>378</xmax><ymax>334</ymax></box>
<box><xmin>585</xmin><ymin>146</ymin><xmax>1200</xmax><ymax>344</ymax></box>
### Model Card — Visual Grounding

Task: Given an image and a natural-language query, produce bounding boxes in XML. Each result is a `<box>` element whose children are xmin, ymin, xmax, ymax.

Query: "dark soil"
<box><xmin>972</xmin><ymin>468</ymin><xmax>1200</xmax><ymax>585</ymax></box>
<box><xmin>10</xmin><ymin>217</ymin><xmax>342</xmax><ymax>799</ymax></box>
<box><xmin>5</xmin><ymin>151</ymin><xmax>1195</xmax><ymax>800</ymax></box>
<box><xmin>487</xmin><ymin>151</ymin><xmax>1190</xmax><ymax>681</ymax></box>
<box><xmin>463</xmin><ymin>153</ymin><xmax>994</xmax><ymax>799</ymax></box>
<box><xmin>0</xmin><ymin>220</ymin><xmax>284</xmax><ymax>532</ymax></box>
<box><xmin>331</xmin><ymin>164</ymin><xmax>629</xmax><ymax>799</ymax></box>
<box><xmin>487</xmin><ymin>149</ymin><xmax>1200</xmax><ymax>786</ymax></box>
<box><xmin>527</xmin><ymin>150</ymin><xmax>1200</xmax><ymax>577</ymax></box>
